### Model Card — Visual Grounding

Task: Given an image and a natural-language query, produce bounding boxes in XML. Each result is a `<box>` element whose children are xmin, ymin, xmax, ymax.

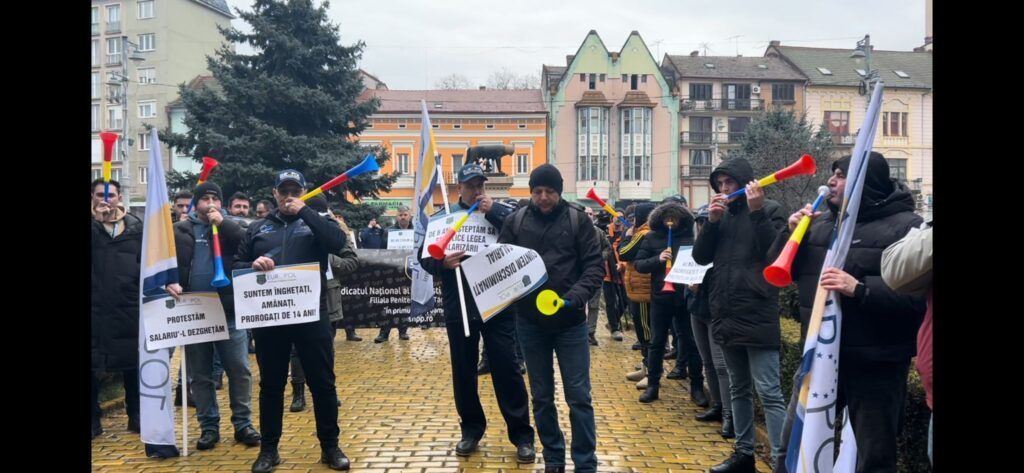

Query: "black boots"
<box><xmin>289</xmin><ymin>383</ymin><xmax>306</xmax><ymax>412</ymax></box>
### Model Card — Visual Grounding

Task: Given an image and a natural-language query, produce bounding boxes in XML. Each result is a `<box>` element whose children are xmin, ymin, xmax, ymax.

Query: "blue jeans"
<box><xmin>185</xmin><ymin>326</ymin><xmax>254</xmax><ymax>432</ymax></box>
<box><xmin>517</xmin><ymin>317</ymin><xmax>597</xmax><ymax>472</ymax></box>
<box><xmin>722</xmin><ymin>346</ymin><xmax>787</xmax><ymax>460</ymax></box>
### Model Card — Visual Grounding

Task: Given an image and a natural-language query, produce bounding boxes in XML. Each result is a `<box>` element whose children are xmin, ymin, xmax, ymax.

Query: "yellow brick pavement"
<box><xmin>92</xmin><ymin>323</ymin><xmax>769</xmax><ymax>472</ymax></box>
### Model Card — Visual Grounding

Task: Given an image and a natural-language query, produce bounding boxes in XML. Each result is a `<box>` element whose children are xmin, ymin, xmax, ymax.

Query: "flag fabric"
<box><xmin>410</xmin><ymin>100</ymin><xmax>442</xmax><ymax>317</ymax></box>
<box><xmin>137</xmin><ymin>127</ymin><xmax>181</xmax><ymax>458</ymax></box>
<box><xmin>785</xmin><ymin>83</ymin><xmax>885</xmax><ymax>473</ymax></box>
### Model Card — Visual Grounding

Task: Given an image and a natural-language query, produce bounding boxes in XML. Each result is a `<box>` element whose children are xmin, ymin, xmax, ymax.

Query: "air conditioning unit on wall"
<box><xmin>751</xmin><ymin>85</ymin><xmax>761</xmax><ymax>94</ymax></box>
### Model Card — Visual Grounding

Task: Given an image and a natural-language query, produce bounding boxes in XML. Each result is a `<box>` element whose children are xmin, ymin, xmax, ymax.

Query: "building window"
<box><xmin>138</xmin><ymin>0</ymin><xmax>154</xmax><ymax>19</ymax></box>
<box><xmin>772</xmin><ymin>83</ymin><xmax>795</xmax><ymax>102</ymax></box>
<box><xmin>516</xmin><ymin>154</ymin><xmax>529</xmax><ymax>175</ymax></box>
<box><xmin>599</xmin><ymin>74</ymin><xmax>606</xmax><ymax>82</ymax></box>
<box><xmin>588</xmin><ymin>74</ymin><xmax>596</xmax><ymax>90</ymax></box>
<box><xmin>92</xmin><ymin>40</ymin><xmax>99</xmax><ymax>66</ymax></box>
<box><xmin>93</xmin><ymin>168</ymin><xmax>123</xmax><ymax>182</ymax></box>
<box><xmin>630</xmin><ymin>74</ymin><xmax>638</xmax><ymax>90</ymax></box>
<box><xmin>728</xmin><ymin>117</ymin><xmax>751</xmax><ymax>140</ymax></box>
<box><xmin>138</xmin><ymin>100</ymin><xmax>156</xmax><ymax>118</ymax></box>
<box><xmin>620</xmin><ymin>108</ymin><xmax>652</xmax><ymax>181</ymax></box>
<box><xmin>139</xmin><ymin>166</ymin><xmax>148</xmax><ymax>184</ymax></box>
<box><xmin>689</xmin><ymin>83</ymin><xmax>712</xmax><ymax>100</ymax></box>
<box><xmin>486</xmin><ymin>124</ymin><xmax>494</xmax><ymax>129</ymax></box>
<box><xmin>453</xmin><ymin>124</ymin><xmax>462</xmax><ymax>129</ymax></box>
<box><xmin>106</xmin><ymin>38</ymin><xmax>122</xmax><ymax>64</ymax></box>
<box><xmin>518</xmin><ymin>124</ymin><xmax>526</xmax><ymax>129</ymax></box>
<box><xmin>621</xmin><ymin>74</ymin><xmax>627</xmax><ymax>83</ymax></box>
<box><xmin>108</xmin><ymin>107</ymin><xmax>123</xmax><ymax>130</ymax></box>
<box><xmin>887</xmin><ymin>159</ymin><xmax>907</xmax><ymax>182</ymax></box>
<box><xmin>882</xmin><ymin>112</ymin><xmax>909</xmax><ymax>137</ymax></box>
<box><xmin>577</xmin><ymin>107</ymin><xmax>608</xmax><ymax>181</ymax></box>
<box><xmin>92</xmin><ymin>72</ymin><xmax>100</xmax><ymax>99</ymax></box>
<box><xmin>92</xmin><ymin>104</ymin><xmax>101</xmax><ymax>131</ymax></box>
<box><xmin>689</xmin><ymin>149</ymin><xmax>713</xmax><ymax>177</ymax></box>
<box><xmin>689</xmin><ymin>117</ymin><xmax>713</xmax><ymax>144</ymax></box>
<box><xmin>641</xmin><ymin>74</ymin><xmax>648</xmax><ymax>83</ymax></box>
<box><xmin>138</xmin><ymin>33</ymin><xmax>155</xmax><ymax>52</ymax></box>
<box><xmin>451</xmin><ymin>155</ymin><xmax>463</xmax><ymax>182</ymax></box>
<box><xmin>138</xmin><ymin>67</ymin><xmax>156</xmax><ymax>85</ymax></box>
<box><xmin>92</xmin><ymin>7</ymin><xmax>100</xmax><ymax>32</ymax></box>
<box><xmin>397</xmin><ymin>123</ymin><xmax>406</xmax><ymax>129</ymax></box>
<box><xmin>138</xmin><ymin>133</ymin><xmax>150</xmax><ymax>151</ymax></box>
<box><xmin>824</xmin><ymin>111</ymin><xmax>850</xmax><ymax>136</ymax></box>
<box><xmin>107</xmin><ymin>4</ymin><xmax>120</xmax><ymax>23</ymax></box>
<box><xmin>431</xmin><ymin>124</ymin><xmax>439</xmax><ymax>128</ymax></box>
<box><xmin>580</xmin><ymin>74</ymin><xmax>586</xmax><ymax>82</ymax></box>
<box><xmin>724</xmin><ymin>84</ymin><xmax>752</xmax><ymax>110</ymax></box>
<box><xmin>397</xmin><ymin>153</ymin><xmax>410</xmax><ymax>174</ymax></box>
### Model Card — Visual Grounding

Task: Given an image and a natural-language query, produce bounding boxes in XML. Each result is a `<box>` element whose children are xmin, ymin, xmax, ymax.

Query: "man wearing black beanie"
<box><xmin>498</xmin><ymin>163</ymin><xmax>604</xmax><ymax>473</ymax></box>
<box><xmin>165</xmin><ymin>180</ymin><xmax>262</xmax><ymax>451</ymax></box>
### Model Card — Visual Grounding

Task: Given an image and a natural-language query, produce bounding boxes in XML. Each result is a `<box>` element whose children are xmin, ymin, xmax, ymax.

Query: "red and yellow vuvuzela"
<box><xmin>185</xmin><ymin>157</ymin><xmax>219</xmax><ymax>215</ymax></box>
<box><xmin>427</xmin><ymin>201</ymin><xmax>480</xmax><ymax>259</ymax></box>
<box><xmin>585</xmin><ymin>188</ymin><xmax>631</xmax><ymax>228</ymax></box>
<box><xmin>99</xmin><ymin>132</ymin><xmax>119</xmax><ymax>202</ymax></box>
<box><xmin>763</xmin><ymin>185</ymin><xmax>831</xmax><ymax>287</ymax></box>
<box><xmin>725</xmin><ymin>154</ymin><xmax>816</xmax><ymax>199</ymax></box>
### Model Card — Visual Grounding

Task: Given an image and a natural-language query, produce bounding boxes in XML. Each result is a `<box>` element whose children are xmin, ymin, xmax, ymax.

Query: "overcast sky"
<box><xmin>224</xmin><ymin>0</ymin><xmax>928</xmax><ymax>89</ymax></box>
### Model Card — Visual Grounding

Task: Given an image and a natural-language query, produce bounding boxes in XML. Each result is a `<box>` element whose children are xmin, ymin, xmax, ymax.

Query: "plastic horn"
<box><xmin>725</xmin><ymin>154</ymin><xmax>816</xmax><ymax>200</ymax></box>
<box><xmin>100</xmin><ymin>132</ymin><xmax>118</xmax><ymax>202</ymax></box>
<box><xmin>210</xmin><ymin>224</ymin><xmax>230</xmax><ymax>288</ymax></box>
<box><xmin>427</xmin><ymin>201</ymin><xmax>480</xmax><ymax>259</ymax></box>
<box><xmin>536</xmin><ymin>289</ymin><xmax>571</xmax><ymax>316</ymax></box>
<box><xmin>763</xmin><ymin>185</ymin><xmax>830</xmax><ymax>287</ymax></box>
<box><xmin>301</xmin><ymin>154</ymin><xmax>381</xmax><ymax>201</ymax></box>
<box><xmin>661</xmin><ymin>221</ymin><xmax>676</xmax><ymax>293</ymax></box>
<box><xmin>585</xmin><ymin>188</ymin><xmax>631</xmax><ymax>228</ymax></box>
<box><xmin>186</xmin><ymin>157</ymin><xmax>220</xmax><ymax>215</ymax></box>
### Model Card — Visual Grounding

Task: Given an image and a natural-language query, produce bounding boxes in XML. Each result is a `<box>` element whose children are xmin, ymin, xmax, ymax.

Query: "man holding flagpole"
<box><xmin>770</xmin><ymin>151</ymin><xmax>925</xmax><ymax>473</ymax></box>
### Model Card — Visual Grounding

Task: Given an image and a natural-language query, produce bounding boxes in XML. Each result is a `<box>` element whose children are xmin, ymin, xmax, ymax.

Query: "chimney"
<box><xmin>566</xmin><ymin>55</ymin><xmax>575</xmax><ymax>66</ymax></box>
<box><xmin>690</xmin><ymin>50</ymin><xmax>700</xmax><ymax>57</ymax></box>
<box><xmin>610</xmin><ymin>52</ymin><xmax>620</xmax><ymax>62</ymax></box>
<box><xmin>479</xmin><ymin>86</ymin><xmax>486</xmax><ymax>90</ymax></box>
<box><xmin>769</xmin><ymin>40</ymin><xmax>781</xmax><ymax>47</ymax></box>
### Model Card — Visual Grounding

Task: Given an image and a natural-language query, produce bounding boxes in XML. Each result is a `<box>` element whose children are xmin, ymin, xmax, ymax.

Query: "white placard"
<box><xmin>142</xmin><ymin>292</ymin><xmax>230</xmax><ymax>350</ymax></box>
<box><xmin>420</xmin><ymin>210</ymin><xmax>499</xmax><ymax>258</ymax></box>
<box><xmin>387</xmin><ymin>229</ymin><xmax>415</xmax><ymax>250</ymax></box>
<box><xmin>664</xmin><ymin>246</ymin><xmax>713</xmax><ymax>285</ymax></box>
<box><xmin>460</xmin><ymin>244</ymin><xmax>548</xmax><ymax>322</ymax></box>
<box><xmin>232</xmin><ymin>263</ymin><xmax>322</xmax><ymax>329</ymax></box>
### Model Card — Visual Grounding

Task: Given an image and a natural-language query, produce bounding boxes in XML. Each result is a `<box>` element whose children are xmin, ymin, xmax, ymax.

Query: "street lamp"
<box><xmin>105</xmin><ymin>35</ymin><xmax>146</xmax><ymax>208</ymax></box>
<box><xmin>851</xmin><ymin>34</ymin><xmax>878</xmax><ymax>99</ymax></box>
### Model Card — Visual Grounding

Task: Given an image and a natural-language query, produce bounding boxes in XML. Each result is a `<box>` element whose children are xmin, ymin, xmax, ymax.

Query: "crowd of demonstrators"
<box><xmin>91</xmin><ymin>151</ymin><xmax>930</xmax><ymax>473</ymax></box>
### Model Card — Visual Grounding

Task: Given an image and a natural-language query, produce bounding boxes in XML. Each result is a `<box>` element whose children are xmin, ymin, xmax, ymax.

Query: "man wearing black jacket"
<box><xmin>233</xmin><ymin>169</ymin><xmax>349</xmax><ymax>472</ymax></box>
<box><xmin>418</xmin><ymin>163</ymin><xmax>536</xmax><ymax>464</ymax></box>
<box><xmin>498</xmin><ymin>164</ymin><xmax>604</xmax><ymax>473</ymax></box>
<box><xmin>694</xmin><ymin>157</ymin><xmax>788</xmax><ymax>473</ymax></box>
<box><xmin>165</xmin><ymin>181</ymin><xmax>261</xmax><ymax>451</ymax></box>
<box><xmin>632</xmin><ymin>199</ymin><xmax>706</xmax><ymax>407</ymax></box>
<box><xmin>770</xmin><ymin>153</ymin><xmax>925</xmax><ymax>473</ymax></box>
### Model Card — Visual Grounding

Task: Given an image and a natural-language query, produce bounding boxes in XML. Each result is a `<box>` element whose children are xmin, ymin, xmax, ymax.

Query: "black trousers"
<box><xmin>601</xmin><ymin>281</ymin><xmax>623</xmax><ymax>332</ymax></box>
<box><xmin>630</xmin><ymin>301</ymin><xmax>651</xmax><ymax>366</ymax></box>
<box><xmin>254</xmin><ymin>313</ymin><xmax>339</xmax><ymax>452</ymax></box>
<box><xmin>775</xmin><ymin>359</ymin><xmax>911</xmax><ymax>473</ymax></box>
<box><xmin>445</xmin><ymin>312</ymin><xmax>534</xmax><ymax>446</ymax></box>
<box><xmin>647</xmin><ymin>299</ymin><xmax>702</xmax><ymax>388</ymax></box>
<box><xmin>91</xmin><ymin>370</ymin><xmax>139</xmax><ymax>422</ymax></box>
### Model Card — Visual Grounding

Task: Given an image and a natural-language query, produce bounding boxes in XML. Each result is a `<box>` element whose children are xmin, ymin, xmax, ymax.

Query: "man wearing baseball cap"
<box><xmin>233</xmin><ymin>169</ymin><xmax>350</xmax><ymax>472</ymax></box>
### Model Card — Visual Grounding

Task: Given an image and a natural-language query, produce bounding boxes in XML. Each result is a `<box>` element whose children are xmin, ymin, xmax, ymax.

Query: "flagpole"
<box><xmin>181</xmin><ymin>350</ymin><xmax>188</xmax><ymax>457</ymax></box>
<box><xmin>435</xmin><ymin>157</ymin><xmax>471</xmax><ymax>337</ymax></box>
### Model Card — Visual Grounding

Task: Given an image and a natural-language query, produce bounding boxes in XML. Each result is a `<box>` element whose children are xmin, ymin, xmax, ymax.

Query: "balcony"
<box><xmin>681</xmin><ymin>98</ymin><xmax>765</xmax><ymax>112</ymax></box>
<box><xmin>106</xmin><ymin>21</ymin><xmax>121</xmax><ymax>34</ymax></box>
<box><xmin>680</xmin><ymin>164</ymin><xmax>713</xmax><ymax>179</ymax></box>
<box><xmin>769</xmin><ymin>100</ymin><xmax>796</xmax><ymax>110</ymax></box>
<box><xmin>680</xmin><ymin>131</ymin><xmax>746</xmax><ymax>145</ymax></box>
<box><xmin>831</xmin><ymin>134</ymin><xmax>855</xmax><ymax>146</ymax></box>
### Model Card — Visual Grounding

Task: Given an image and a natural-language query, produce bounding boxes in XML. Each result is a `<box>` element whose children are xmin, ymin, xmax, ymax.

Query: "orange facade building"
<box><xmin>356</xmin><ymin>89</ymin><xmax>548</xmax><ymax>215</ymax></box>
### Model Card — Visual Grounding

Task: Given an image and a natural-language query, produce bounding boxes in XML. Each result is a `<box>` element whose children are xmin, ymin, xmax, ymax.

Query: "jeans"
<box><xmin>184</xmin><ymin>326</ymin><xmax>254</xmax><ymax>432</ymax></box>
<box><xmin>517</xmin><ymin>317</ymin><xmax>597</xmax><ymax>472</ymax></box>
<box><xmin>722</xmin><ymin>346</ymin><xmax>787</xmax><ymax>460</ymax></box>
<box><xmin>691</xmin><ymin>316</ymin><xmax>731</xmax><ymax>413</ymax></box>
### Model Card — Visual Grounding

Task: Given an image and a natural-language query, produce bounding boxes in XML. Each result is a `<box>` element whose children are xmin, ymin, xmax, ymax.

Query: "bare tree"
<box><xmin>434</xmin><ymin>73</ymin><xmax>472</xmax><ymax>90</ymax></box>
<box><xmin>486</xmin><ymin>68</ymin><xmax>539</xmax><ymax>90</ymax></box>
